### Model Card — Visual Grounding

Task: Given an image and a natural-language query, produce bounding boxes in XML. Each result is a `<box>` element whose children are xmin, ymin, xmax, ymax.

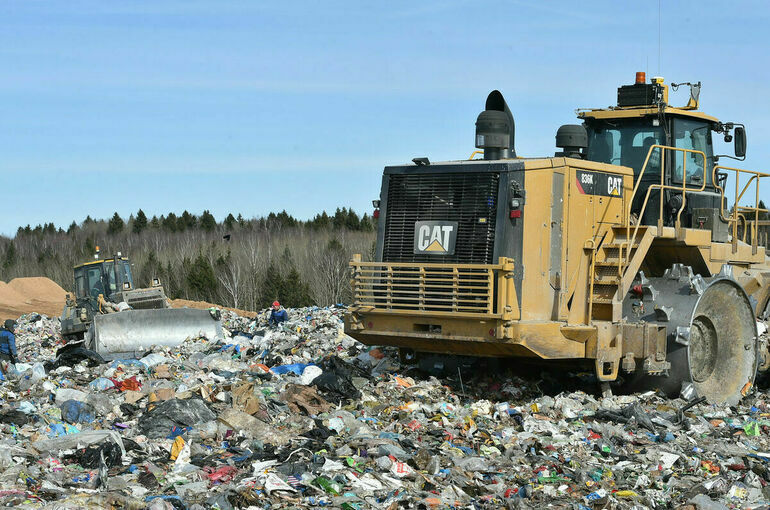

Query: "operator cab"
<box><xmin>73</xmin><ymin>256</ymin><xmax>134</xmax><ymax>303</ymax></box>
<box><xmin>584</xmin><ymin>116</ymin><xmax>713</xmax><ymax>186</ymax></box>
<box><xmin>577</xmin><ymin>73</ymin><xmax>746</xmax><ymax>232</ymax></box>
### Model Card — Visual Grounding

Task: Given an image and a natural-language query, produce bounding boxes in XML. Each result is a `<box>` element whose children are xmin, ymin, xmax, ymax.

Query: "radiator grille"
<box><xmin>383</xmin><ymin>172</ymin><xmax>499</xmax><ymax>264</ymax></box>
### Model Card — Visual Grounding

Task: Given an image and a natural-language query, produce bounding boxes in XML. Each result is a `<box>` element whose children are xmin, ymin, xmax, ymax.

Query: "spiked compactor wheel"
<box><xmin>625</xmin><ymin>265</ymin><xmax>758</xmax><ymax>405</ymax></box>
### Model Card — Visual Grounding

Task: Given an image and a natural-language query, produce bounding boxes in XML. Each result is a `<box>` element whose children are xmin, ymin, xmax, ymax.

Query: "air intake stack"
<box><xmin>475</xmin><ymin>90</ymin><xmax>516</xmax><ymax>160</ymax></box>
<box><xmin>555</xmin><ymin>125</ymin><xmax>588</xmax><ymax>158</ymax></box>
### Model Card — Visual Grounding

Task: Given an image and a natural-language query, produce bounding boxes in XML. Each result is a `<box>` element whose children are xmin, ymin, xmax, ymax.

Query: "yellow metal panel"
<box><xmin>512</xmin><ymin>321</ymin><xmax>587</xmax><ymax>359</ymax></box>
<box><xmin>75</xmin><ymin>258</ymin><xmax>119</xmax><ymax>269</ymax></box>
<box><xmin>520</xmin><ymin>169</ymin><xmax>555</xmax><ymax>320</ymax></box>
<box><xmin>680</xmin><ymin>228</ymin><xmax>711</xmax><ymax>245</ymax></box>
<box><xmin>560</xmin><ymin>163</ymin><xmax>628</xmax><ymax>324</ymax></box>
<box><xmin>710</xmin><ymin>241</ymin><xmax>766</xmax><ymax>264</ymax></box>
<box><xmin>523</xmin><ymin>158</ymin><xmax>633</xmax><ymax>176</ymax></box>
<box><xmin>577</xmin><ymin>107</ymin><xmax>718</xmax><ymax>123</ymax></box>
<box><xmin>347</xmin><ymin>311</ymin><xmax>594</xmax><ymax>359</ymax></box>
<box><xmin>564</xmin><ymin>166</ymin><xmax>595</xmax><ymax>324</ymax></box>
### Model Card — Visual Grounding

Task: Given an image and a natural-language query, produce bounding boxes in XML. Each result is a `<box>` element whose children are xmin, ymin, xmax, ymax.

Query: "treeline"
<box><xmin>1</xmin><ymin>208</ymin><xmax>377</xmax><ymax>310</ymax></box>
<box><xmin>18</xmin><ymin>207</ymin><xmax>376</xmax><ymax>237</ymax></box>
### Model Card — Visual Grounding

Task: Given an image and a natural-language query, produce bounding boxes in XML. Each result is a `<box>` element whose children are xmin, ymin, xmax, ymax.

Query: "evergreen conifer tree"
<box><xmin>200</xmin><ymin>210</ymin><xmax>216</xmax><ymax>232</ymax></box>
<box><xmin>107</xmin><ymin>213</ymin><xmax>124</xmax><ymax>234</ymax></box>
<box><xmin>224</xmin><ymin>213</ymin><xmax>236</xmax><ymax>230</ymax></box>
<box><xmin>186</xmin><ymin>253</ymin><xmax>217</xmax><ymax>301</ymax></box>
<box><xmin>133</xmin><ymin>209</ymin><xmax>148</xmax><ymax>234</ymax></box>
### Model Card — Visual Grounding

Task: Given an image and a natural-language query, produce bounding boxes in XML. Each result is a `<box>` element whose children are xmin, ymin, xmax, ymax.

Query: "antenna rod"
<box><xmin>658</xmin><ymin>0</ymin><xmax>661</xmax><ymax>75</ymax></box>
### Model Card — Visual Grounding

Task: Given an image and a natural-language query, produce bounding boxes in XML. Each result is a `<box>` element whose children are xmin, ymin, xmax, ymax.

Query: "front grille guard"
<box><xmin>349</xmin><ymin>255</ymin><xmax>516</xmax><ymax>319</ymax></box>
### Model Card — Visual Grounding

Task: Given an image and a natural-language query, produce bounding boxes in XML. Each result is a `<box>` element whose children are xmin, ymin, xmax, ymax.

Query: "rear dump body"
<box><xmin>345</xmin><ymin>156</ymin><xmax>770</xmax><ymax>403</ymax></box>
<box><xmin>346</xmin><ymin>157</ymin><xmax>631</xmax><ymax>359</ymax></box>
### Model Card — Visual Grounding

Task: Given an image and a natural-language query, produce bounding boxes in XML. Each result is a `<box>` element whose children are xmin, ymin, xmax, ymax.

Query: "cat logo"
<box><xmin>607</xmin><ymin>176</ymin><xmax>622</xmax><ymax>196</ymax></box>
<box><xmin>414</xmin><ymin>221</ymin><xmax>458</xmax><ymax>255</ymax></box>
<box><xmin>575</xmin><ymin>170</ymin><xmax>624</xmax><ymax>198</ymax></box>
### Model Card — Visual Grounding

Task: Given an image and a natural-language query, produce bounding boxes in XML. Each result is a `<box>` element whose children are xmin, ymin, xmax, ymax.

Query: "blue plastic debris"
<box><xmin>60</xmin><ymin>400</ymin><xmax>95</xmax><ymax>424</ymax></box>
<box><xmin>270</xmin><ymin>363</ymin><xmax>315</xmax><ymax>375</ymax></box>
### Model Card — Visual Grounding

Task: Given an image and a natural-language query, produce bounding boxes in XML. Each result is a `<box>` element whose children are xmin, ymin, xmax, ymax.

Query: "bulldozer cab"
<box><xmin>74</xmin><ymin>257</ymin><xmax>133</xmax><ymax>304</ymax></box>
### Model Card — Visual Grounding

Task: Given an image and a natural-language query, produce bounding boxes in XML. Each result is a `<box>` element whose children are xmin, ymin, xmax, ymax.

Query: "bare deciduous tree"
<box><xmin>1</xmin><ymin>214</ymin><xmax>375</xmax><ymax>311</ymax></box>
<box><xmin>217</xmin><ymin>258</ymin><xmax>243</xmax><ymax>309</ymax></box>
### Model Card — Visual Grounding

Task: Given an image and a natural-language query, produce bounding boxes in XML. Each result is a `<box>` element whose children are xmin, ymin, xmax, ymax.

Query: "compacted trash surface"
<box><xmin>0</xmin><ymin>309</ymin><xmax>770</xmax><ymax>509</ymax></box>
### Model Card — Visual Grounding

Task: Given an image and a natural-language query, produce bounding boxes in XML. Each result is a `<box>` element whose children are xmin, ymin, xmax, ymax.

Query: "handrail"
<box><xmin>585</xmin><ymin>239</ymin><xmax>597</xmax><ymax>324</ymax></box>
<box><xmin>623</xmin><ymin>144</ymin><xmax>707</xmax><ymax>261</ymax></box>
<box><xmin>712</xmin><ymin>164</ymin><xmax>770</xmax><ymax>254</ymax></box>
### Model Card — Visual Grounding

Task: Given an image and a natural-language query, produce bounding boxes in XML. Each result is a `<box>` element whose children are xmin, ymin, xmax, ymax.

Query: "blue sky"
<box><xmin>0</xmin><ymin>1</ymin><xmax>768</xmax><ymax>235</ymax></box>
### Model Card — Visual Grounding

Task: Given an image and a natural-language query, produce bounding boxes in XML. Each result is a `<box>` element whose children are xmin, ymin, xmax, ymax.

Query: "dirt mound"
<box><xmin>0</xmin><ymin>277</ymin><xmax>68</xmax><ymax>320</ymax></box>
<box><xmin>7</xmin><ymin>277</ymin><xmax>68</xmax><ymax>303</ymax></box>
<box><xmin>170</xmin><ymin>299</ymin><xmax>258</xmax><ymax>319</ymax></box>
<box><xmin>0</xmin><ymin>282</ymin><xmax>28</xmax><ymax>305</ymax></box>
<box><xmin>0</xmin><ymin>277</ymin><xmax>255</xmax><ymax>322</ymax></box>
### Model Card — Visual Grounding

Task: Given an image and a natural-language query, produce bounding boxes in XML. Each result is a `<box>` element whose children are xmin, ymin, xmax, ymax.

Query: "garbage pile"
<box><xmin>0</xmin><ymin>310</ymin><xmax>769</xmax><ymax>508</ymax></box>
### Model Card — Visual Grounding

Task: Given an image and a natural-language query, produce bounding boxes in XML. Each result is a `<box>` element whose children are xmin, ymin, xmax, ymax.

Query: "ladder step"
<box><xmin>602</xmin><ymin>243</ymin><xmax>640</xmax><ymax>250</ymax></box>
<box><xmin>594</xmin><ymin>260</ymin><xmax>623</xmax><ymax>267</ymax></box>
<box><xmin>591</xmin><ymin>297</ymin><xmax>613</xmax><ymax>305</ymax></box>
<box><xmin>609</xmin><ymin>225</ymin><xmax>645</xmax><ymax>235</ymax></box>
<box><xmin>594</xmin><ymin>275</ymin><xmax>620</xmax><ymax>284</ymax></box>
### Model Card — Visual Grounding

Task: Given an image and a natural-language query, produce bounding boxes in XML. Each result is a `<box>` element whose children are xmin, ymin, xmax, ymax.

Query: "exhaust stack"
<box><xmin>475</xmin><ymin>90</ymin><xmax>516</xmax><ymax>160</ymax></box>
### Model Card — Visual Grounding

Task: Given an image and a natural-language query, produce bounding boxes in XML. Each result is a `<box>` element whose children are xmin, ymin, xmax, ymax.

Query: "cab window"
<box><xmin>586</xmin><ymin>119</ymin><xmax>664</xmax><ymax>178</ymax></box>
<box><xmin>103</xmin><ymin>261</ymin><xmax>117</xmax><ymax>293</ymax></box>
<box><xmin>74</xmin><ymin>268</ymin><xmax>88</xmax><ymax>299</ymax></box>
<box><xmin>117</xmin><ymin>260</ymin><xmax>133</xmax><ymax>289</ymax></box>
<box><xmin>86</xmin><ymin>266</ymin><xmax>105</xmax><ymax>298</ymax></box>
<box><xmin>672</xmin><ymin>118</ymin><xmax>713</xmax><ymax>185</ymax></box>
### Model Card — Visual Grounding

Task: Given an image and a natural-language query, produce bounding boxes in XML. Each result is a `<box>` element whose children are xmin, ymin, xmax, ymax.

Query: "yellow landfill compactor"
<box><xmin>345</xmin><ymin>72</ymin><xmax>770</xmax><ymax>405</ymax></box>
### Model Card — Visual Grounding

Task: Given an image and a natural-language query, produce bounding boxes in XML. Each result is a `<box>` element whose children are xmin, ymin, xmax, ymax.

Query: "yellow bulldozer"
<box><xmin>61</xmin><ymin>250</ymin><xmax>222</xmax><ymax>359</ymax></box>
<box><xmin>345</xmin><ymin>72</ymin><xmax>770</xmax><ymax>405</ymax></box>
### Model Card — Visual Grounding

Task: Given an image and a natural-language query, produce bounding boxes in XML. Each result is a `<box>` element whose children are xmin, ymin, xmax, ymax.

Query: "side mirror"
<box><xmin>734</xmin><ymin>126</ymin><xmax>747</xmax><ymax>158</ymax></box>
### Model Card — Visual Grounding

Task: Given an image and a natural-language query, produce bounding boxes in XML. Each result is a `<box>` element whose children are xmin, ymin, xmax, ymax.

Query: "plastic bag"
<box><xmin>54</xmin><ymin>388</ymin><xmax>87</xmax><ymax>405</ymax></box>
<box><xmin>299</xmin><ymin>365</ymin><xmax>323</xmax><ymax>385</ymax></box>
<box><xmin>47</xmin><ymin>342</ymin><xmax>104</xmax><ymax>369</ymax></box>
<box><xmin>88</xmin><ymin>377</ymin><xmax>115</xmax><ymax>391</ymax></box>
<box><xmin>60</xmin><ymin>399</ymin><xmax>96</xmax><ymax>424</ymax></box>
<box><xmin>138</xmin><ymin>398</ymin><xmax>216</xmax><ymax>439</ymax></box>
<box><xmin>33</xmin><ymin>430</ymin><xmax>126</xmax><ymax>457</ymax></box>
<box><xmin>270</xmin><ymin>363</ymin><xmax>313</xmax><ymax>376</ymax></box>
<box><xmin>63</xmin><ymin>440</ymin><xmax>122</xmax><ymax>468</ymax></box>
<box><xmin>312</xmin><ymin>356</ymin><xmax>362</xmax><ymax>403</ymax></box>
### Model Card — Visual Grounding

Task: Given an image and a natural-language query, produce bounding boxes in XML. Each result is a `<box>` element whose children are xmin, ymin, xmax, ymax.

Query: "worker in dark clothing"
<box><xmin>268</xmin><ymin>301</ymin><xmax>289</xmax><ymax>327</ymax></box>
<box><xmin>0</xmin><ymin>319</ymin><xmax>17</xmax><ymax>366</ymax></box>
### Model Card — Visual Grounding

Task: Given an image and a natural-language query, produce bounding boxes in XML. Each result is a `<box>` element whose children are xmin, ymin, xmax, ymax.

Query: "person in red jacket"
<box><xmin>268</xmin><ymin>301</ymin><xmax>289</xmax><ymax>327</ymax></box>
